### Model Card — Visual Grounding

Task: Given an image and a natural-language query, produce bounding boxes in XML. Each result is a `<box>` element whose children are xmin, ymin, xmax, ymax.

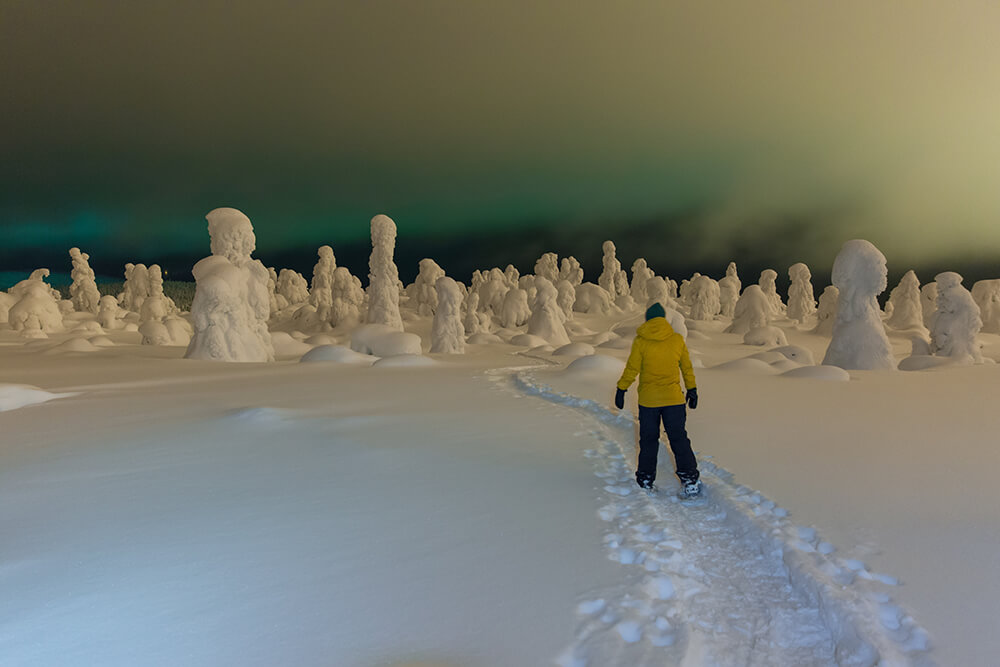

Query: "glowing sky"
<box><xmin>2</xmin><ymin>2</ymin><xmax>999</xmax><ymax>281</ymax></box>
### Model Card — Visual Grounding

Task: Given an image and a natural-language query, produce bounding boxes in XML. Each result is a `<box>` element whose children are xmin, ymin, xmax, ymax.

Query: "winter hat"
<box><xmin>645</xmin><ymin>302</ymin><xmax>666</xmax><ymax>321</ymax></box>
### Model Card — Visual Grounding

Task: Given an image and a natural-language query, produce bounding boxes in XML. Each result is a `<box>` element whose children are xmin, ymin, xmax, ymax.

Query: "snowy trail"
<box><xmin>504</xmin><ymin>371</ymin><xmax>933</xmax><ymax>667</ymax></box>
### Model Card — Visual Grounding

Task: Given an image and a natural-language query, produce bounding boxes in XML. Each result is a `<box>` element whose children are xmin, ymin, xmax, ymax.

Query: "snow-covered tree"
<box><xmin>8</xmin><ymin>280</ymin><xmax>63</xmax><ymax>336</ymax></box>
<box><xmin>930</xmin><ymin>272</ymin><xmax>983</xmax><ymax>364</ymax></box>
<box><xmin>724</xmin><ymin>285</ymin><xmax>770</xmax><ymax>335</ymax></box>
<box><xmin>97</xmin><ymin>295</ymin><xmax>124</xmax><ymax>330</ymax></box>
<box><xmin>630</xmin><ymin>258</ymin><xmax>654</xmax><ymax>303</ymax></box>
<box><xmin>920</xmin><ymin>283</ymin><xmax>938</xmax><ymax>329</ymax></box>
<box><xmin>559</xmin><ymin>256</ymin><xmax>584</xmax><ymax>286</ymax></box>
<box><xmin>556</xmin><ymin>279</ymin><xmax>576</xmax><ymax>321</ymax></box>
<box><xmin>118</xmin><ymin>263</ymin><xmax>151</xmax><ymax>313</ymax></box>
<box><xmin>499</xmin><ymin>287</ymin><xmax>531</xmax><ymax>328</ymax></box>
<box><xmin>463</xmin><ymin>292</ymin><xmax>492</xmax><ymax>335</ymax></box>
<box><xmin>885</xmin><ymin>270</ymin><xmax>925</xmax><ymax>331</ymax></box>
<box><xmin>410</xmin><ymin>258</ymin><xmax>447</xmax><ymax>316</ymax></box>
<box><xmin>718</xmin><ymin>262</ymin><xmax>740</xmax><ymax>318</ymax></box>
<box><xmin>822</xmin><ymin>240</ymin><xmax>895</xmax><ymax>370</ymax></box>
<box><xmin>331</xmin><ymin>267</ymin><xmax>365</xmax><ymax>327</ymax></box>
<box><xmin>185</xmin><ymin>207</ymin><xmax>274</xmax><ymax>362</ymax></box>
<box><xmin>573</xmin><ymin>282</ymin><xmax>613</xmax><ymax>315</ymax></box>
<box><xmin>366</xmin><ymin>214</ymin><xmax>404</xmax><ymax>331</ymax></box>
<box><xmin>971</xmin><ymin>279</ymin><xmax>1000</xmax><ymax>334</ymax></box>
<box><xmin>534</xmin><ymin>252</ymin><xmax>559</xmax><ymax>283</ymax></box>
<box><xmin>276</xmin><ymin>269</ymin><xmax>309</xmax><ymax>308</ymax></box>
<box><xmin>758</xmin><ymin>269</ymin><xmax>784</xmax><ymax>317</ymax></box>
<box><xmin>308</xmin><ymin>245</ymin><xmax>337</xmax><ymax>321</ymax></box>
<box><xmin>68</xmin><ymin>247</ymin><xmax>101</xmax><ymax>314</ymax></box>
<box><xmin>786</xmin><ymin>263</ymin><xmax>816</xmax><ymax>323</ymax></box>
<box><xmin>430</xmin><ymin>277</ymin><xmax>465</xmax><ymax>354</ymax></box>
<box><xmin>598</xmin><ymin>241</ymin><xmax>626</xmax><ymax>299</ymax></box>
<box><xmin>813</xmin><ymin>286</ymin><xmax>839</xmax><ymax>335</ymax></box>
<box><xmin>526</xmin><ymin>277</ymin><xmax>570</xmax><ymax>346</ymax></box>
<box><xmin>688</xmin><ymin>275</ymin><xmax>721</xmax><ymax>321</ymax></box>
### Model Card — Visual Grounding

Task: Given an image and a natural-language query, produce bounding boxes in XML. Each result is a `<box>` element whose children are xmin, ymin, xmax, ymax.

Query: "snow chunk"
<box><xmin>299</xmin><ymin>345</ymin><xmax>377</xmax><ymax>365</ymax></box>
<box><xmin>562</xmin><ymin>354</ymin><xmax>626</xmax><ymax>378</ymax></box>
<box><xmin>269</xmin><ymin>331</ymin><xmax>314</xmax><ymax>358</ymax></box>
<box><xmin>371</xmin><ymin>354</ymin><xmax>438</xmax><ymax>368</ymax></box>
<box><xmin>466</xmin><ymin>333</ymin><xmax>504</xmax><ymax>345</ymax></box>
<box><xmin>509</xmin><ymin>333</ymin><xmax>550</xmax><ymax>348</ymax></box>
<box><xmin>350</xmin><ymin>324</ymin><xmax>422</xmax><ymax>357</ymax></box>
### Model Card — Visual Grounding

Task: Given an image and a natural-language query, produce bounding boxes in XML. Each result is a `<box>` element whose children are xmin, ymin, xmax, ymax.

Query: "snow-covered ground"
<box><xmin>1</xmin><ymin>308</ymin><xmax>998</xmax><ymax>665</ymax></box>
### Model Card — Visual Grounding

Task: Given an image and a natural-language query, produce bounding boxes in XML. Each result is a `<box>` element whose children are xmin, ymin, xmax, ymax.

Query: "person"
<box><xmin>614</xmin><ymin>302</ymin><xmax>701</xmax><ymax>496</ymax></box>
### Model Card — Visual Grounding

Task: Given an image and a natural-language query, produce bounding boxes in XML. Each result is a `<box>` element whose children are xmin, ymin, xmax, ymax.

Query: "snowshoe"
<box><xmin>678</xmin><ymin>480</ymin><xmax>703</xmax><ymax>500</ymax></box>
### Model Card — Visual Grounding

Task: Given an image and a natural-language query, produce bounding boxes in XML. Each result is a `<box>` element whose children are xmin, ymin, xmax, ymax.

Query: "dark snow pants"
<box><xmin>636</xmin><ymin>404</ymin><xmax>699</xmax><ymax>486</ymax></box>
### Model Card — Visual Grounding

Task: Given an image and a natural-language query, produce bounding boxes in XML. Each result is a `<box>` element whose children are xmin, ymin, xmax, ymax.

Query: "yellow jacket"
<box><xmin>617</xmin><ymin>317</ymin><xmax>696</xmax><ymax>407</ymax></box>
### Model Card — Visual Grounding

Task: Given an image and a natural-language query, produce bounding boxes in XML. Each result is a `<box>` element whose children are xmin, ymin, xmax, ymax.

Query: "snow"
<box><xmin>822</xmin><ymin>239</ymin><xmax>896</xmax><ymax>371</ymax></box>
<box><xmin>3</xmin><ymin>234</ymin><xmax>1000</xmax><ymax>667</ymax></box>
<box><xmin>299</xmin><ymin>344</ymin><xmax>377</xmax><ymax>365</ymax></box>
<box><xmin>365</xmin><ymin>214</ymin><xmax>404</xmax><ymax>331</ymax></box>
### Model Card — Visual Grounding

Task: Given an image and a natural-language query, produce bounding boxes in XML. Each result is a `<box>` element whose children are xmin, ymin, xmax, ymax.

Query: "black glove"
<box><xmin>686</xmin><ymin>388</ymin><xmax>698</xmax><ymax>410</ymax></box>
<box><xmin>614</xmin><ymin>388</ymin><xmax>626</xmax><ymax>410</ymax></box>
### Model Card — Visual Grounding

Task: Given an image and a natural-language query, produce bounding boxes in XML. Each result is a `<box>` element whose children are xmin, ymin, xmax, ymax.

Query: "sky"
<box><xmin>2</xmin><ymin>1</ymin><xmax>999</xmax><ymax>285</ymax></box>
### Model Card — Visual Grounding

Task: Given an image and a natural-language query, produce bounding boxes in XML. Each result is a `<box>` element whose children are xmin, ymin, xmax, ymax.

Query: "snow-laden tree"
<box><xmin>688</xmin><ymin>275</ymin><xmax>721</xmax><ymax>321</ymax></box>
<box><xmin>574</xmin><ymin>282</ymin><xmax>613</xmax><ymax>315</ymax></box>
<box><xmin>920</xmin><ymin>283</ymin><xmax>938</xmax><ymax>329</ymax></box>
<box><xmin>758</xmin><ymin>269</ymin><xmax>785</xmax><ymax>318</ymax></box>
<box><xmin>366</xmin><ymin>214</ymin><xmax>403</xmax><ymax>331</ymax></box>
<box><xmin>930</xmin><ymin>272</ymin><xmax>983</xmax><ymax>364</ymax></box>
<box><xmin>630</xmin><ymin>258</ymin><xmax>654</xmax><ymax>303</ymax></box>
<box><xmin>598</xmin><ymin>241</ymin><xmax>626</xmax><ymax>299</ymax></box>
<box><xmin>724</xmin><ymin>285</ymin><xmax>770</xmax><ymax>335</ymax></box>
<box><xmin>139</xmin><ymin>265</ymin><xmax>188</xmax><ymax>346</ymax></box>
<box><xmin>822</xmin><ymin>240</ymin><xmax>895</xmax><ymax>370</ymax></box>
<box><xmin>118</xmin><ymin>263</ymin><xmax>151</xmax><ymax>313</ymax></box>
<box><xmin>430</xmin><ymin>277</ymin><xmax>465</xmax><ymax>354</ymax></box>
<box><xmin>718</xmin><ymin>262</ymin><xmax>741</xmax><ymax>318</ymax></box>
<box><xmin>477</xmin><ymin>268</ymin><xmax>509</xmax><ymax>315</ymax></box>
<box><xmin>463</xmin><ymin>292</ymin><xmax>492</xmax><ymax>335</ymax></box>
<box><xmin>276</xmin><ymin>269</ymin><xmax>309</xmax><ymax>308</ymax></box>
<box><xmin>534</xmin><ymin>252</ymin><xmax>559</xmax><ymax>284</ymax></box>
<box><xmin>556</xmin><ymin>279</ymin><xmax>576</xmax><ymax>321</ymax></box>
<box><xmin>185</xmin><ymin>207</ymin><xmax>274</xmax><ymax>362</ymax></box>
<box><xmin>644</xmin><ymin>277</ymin><xmax>671</xmax><ymax>309</ymax></box>
<box><xmin>331</xmin><ymin>267</ymin><xmax>365</xmax><ymax>327</ymax></box>
<box><xmin>97</xmin><ymin>295</ymin><xmax>124</xmax><ymax>330</ymax></box>
<box><xmin>500</xmin><ymin>287</ymin><xmax>531</xmax><ymax>328</ymax></box>
<box><xmin>410</xmin><ymin>258</ymin><xmax>447</xmax><ymax>316</ymax></box>
<box><xmin>786</xmin><ymin>263</ymin><xmax>816</xmax><ymax>323</ymax></box>
<box><xmin>308</xmin><ymin>245</ymin><xmax>337</xmax><ymax>321</ymax></box>
<box><xmin>526</xmin><ymin>277</ymin><xmax>570</xmax><ymax>346</ymax></box>
<box><xmin>813</xmin><ymin>286</ymin><xmax>839</xmax><ymax>335</ymax></box>
<box><xmin>8</xmin><ymin>280</ymin><xmax>63</xmax><ymax>336</ymax></box>
<box><xmin>68</xmin><ymin>247</ymin><xmax>101</xmax><ymax>314</ymax></box>
<box><xmin>885</xmin><ymin>270</ymin><xmax>925</xmax><ymax>331</ymax></box>
<box><xmin>559</xmin><ymin>257</ymin><xmax>584</xmax><ymax>286</ymax></box>
<box><xmin>504</xmin><ymin>264</ymin><xmax>520</xmax><ymax>288</ymax></box>
<box><xmin>971</xmin><ymin>279</ymin><xmax>1000</xmax><ymax>334</ymax></box>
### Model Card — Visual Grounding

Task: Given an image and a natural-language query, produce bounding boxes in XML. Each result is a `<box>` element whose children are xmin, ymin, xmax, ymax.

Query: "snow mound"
<box><xmin>587</xmin><ymin>331</ymin><xmax>619</xmax><ymax>345</ymax></box>
<box><xmin>710</xmin><ymin>358</ymin><xmax>777</xmax><ymax>373</ymax></box>
<box><xmin>897</xmin><ymin>355</ymin><xmax>955</xmax><ymax>372</ymax></box>
<box><xmin>553</xmin><ymin>342</ymin><xmax>596</xmax><ymax>357</ymax></box>
<box><xmin>87</xmin><ymin>335</ymin><xmax>115</xmax><ymax>347</ymax></box>
<box><xmin>466</xmin><ymin>333</ymin><xmax>504</xmax><ymax>345</ymax></box>
<box><xmin>780</xmin><ymin>365</ymin><xmax>851</xmax><ymax>381</ymax></box>
<box><xmin>769</xmin><ymin>359</ymin><xmax>801</xmax><ymax>373</ymax></box>
<box><xmin>564</xmin><ymin>321</ymin><xmax>595</xmax><ymax>336</ymax></box>
<box><xmin>42</xmin><ymin>337</ymin><xmax>99</xmax><ymax>354</ymax></box>
<box><xmin>527</xmin><ymin>344</ymin><xmax>556</xmax><ymax>354</ymax></box>
<box><xmin>269</xmin><ymin>331</ymin><xmax>314</xmax><ymax>358</ymax></box>
<box><xmin>562</xmin><ymin>354</ymin><xmax>626</xmax><ymax>378</ymax></box>
<box><xmin>299</xmin><ymin>345</ymin><xmax>377</xmax><ymax>365</ymax></box>
<box><xmin>686</xmin><ymin>330</ymin><xmax>711</xmax><ymax>341</ymax></box>
<box><xmin>305</xmin><ymin>334</ymin><xmax>339</xmax><ymax>346</ymax></box>
<box><xmin>770</xmin><ymin>345</ymin><xmax>816</xmax><ymax>365</ymax></box>
<box><xmin>744</xmin><ymin>326</ymin><xmax>788</xmax><ymax>346</ymax></box>
<box><xmin>371</xmin><ymin>354</ymin><xmax>438</xmax><ymax>368</ymax></box>
<box><xmin>747</xmin><ymin>350</ymin><xmax>788</xmax><ymax>365</ymax></box>
<box><xmin>350</xmin><ymin>324</ymin><xmax>422</xmax><ymax>357</ymax></box>
<box><xmin>509</xmin><ymin>333</ymin><xmax>550</xmax><ymax>348</ymax></box>
<box><xmin>0</xmin><ymin>384</ymin><xmax>71</xmax><ymax>411</ymax></box>
<box><xmin>597</xmin><ymin>337</ymin><xmax>632</xmax><ymax>350</ymax></box>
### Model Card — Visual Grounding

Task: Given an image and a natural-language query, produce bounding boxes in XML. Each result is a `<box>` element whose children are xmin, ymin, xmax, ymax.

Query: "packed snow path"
<box><xmin>505</xmin><ymin>371</ymin><xmax>932</xmax><ymax>667</ymax></box>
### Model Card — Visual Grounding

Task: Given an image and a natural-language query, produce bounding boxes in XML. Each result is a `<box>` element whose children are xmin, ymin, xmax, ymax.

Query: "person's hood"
<box><xmin>636</xmin><ymin>317</ymin><xmax>676</xmax><ymax>341</ymax></box>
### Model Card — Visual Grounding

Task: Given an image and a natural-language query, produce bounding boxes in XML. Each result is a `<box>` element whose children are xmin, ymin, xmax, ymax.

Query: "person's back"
<box><xmin>615</xmin><ymin>303</ymin><xmax>701</xmax><ymax>496</ymax></box>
